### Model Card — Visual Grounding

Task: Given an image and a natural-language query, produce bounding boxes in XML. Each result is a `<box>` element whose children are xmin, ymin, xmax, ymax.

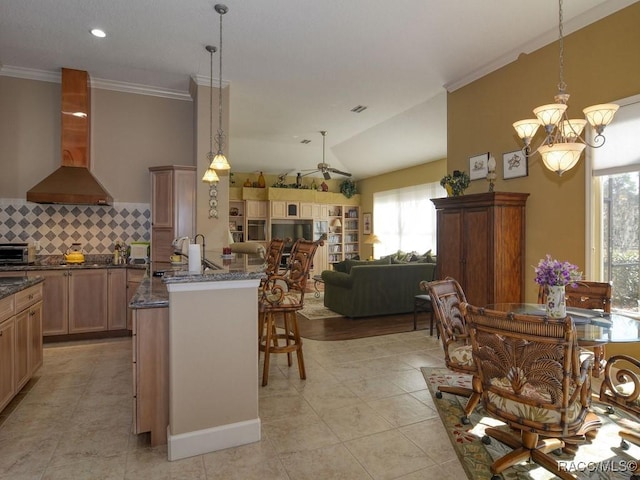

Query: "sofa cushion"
<box><xmin>333</xmin><ymin>260</ymin><xmax>348</xmax><ymax>273</ymax></box>
<box><xmin>343</xmin><ymin>257</ymin><xmax>390</xmax><ymax>273</ymax></box>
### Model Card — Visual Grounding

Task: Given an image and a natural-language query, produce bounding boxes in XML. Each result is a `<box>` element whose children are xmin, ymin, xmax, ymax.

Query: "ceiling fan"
<box><xmin>301</xmin><ymin>131</ymin><xmax>352</xmax><ymax>180</ymax></box>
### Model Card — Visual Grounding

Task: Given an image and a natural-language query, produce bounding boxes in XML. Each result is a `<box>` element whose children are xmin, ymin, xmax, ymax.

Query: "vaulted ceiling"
<box><xmin>1</xmin><ymin>0</ymin><xmax>635</xmax><ymax>179</ymax></box>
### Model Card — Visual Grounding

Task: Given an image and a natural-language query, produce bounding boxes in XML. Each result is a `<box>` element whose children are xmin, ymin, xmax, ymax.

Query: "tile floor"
<box><xmin>0</xmin><ymin>330</ymin><xmax>468</xmax><ymax>480</ymax></box>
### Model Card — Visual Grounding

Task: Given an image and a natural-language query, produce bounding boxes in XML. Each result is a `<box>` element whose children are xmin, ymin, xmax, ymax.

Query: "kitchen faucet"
<box><xmin>194</xmin><ymin>234</ymin><xmax>205</xmax><ymax>259</ymax></box>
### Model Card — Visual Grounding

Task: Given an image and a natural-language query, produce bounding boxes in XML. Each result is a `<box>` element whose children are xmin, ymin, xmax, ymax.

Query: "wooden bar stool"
<box><xmin>258</xmin><ymin>239</ymin><xmax>322</xmax><ymax>386</ymax></box>
<box><xmin>414</xmin><ymin>285</ymin><xmax>434</xmax><ymax>334</ymax></box>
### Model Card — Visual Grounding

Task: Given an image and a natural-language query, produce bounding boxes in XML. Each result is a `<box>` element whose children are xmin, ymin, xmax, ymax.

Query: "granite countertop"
<box><xmin>0</xmin><ymin>254</ymin><xmax>148</xmax><ymax>272</ymax></box>
<box><xmin>0</xmin><ymin>276</ymin><xmax>44</xmax><ymax>301</ymax></box>
<box><xmin>130</xmin><ymin>250</ymin><xmax>266</xmax><ymax>308</ymax></box>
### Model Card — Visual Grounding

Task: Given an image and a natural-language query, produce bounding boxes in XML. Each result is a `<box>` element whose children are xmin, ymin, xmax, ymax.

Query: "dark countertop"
<box><xmin>0</xmin><ymin>276</ymin><xmax>45</xmax><ymax>301</ymax></box>
<box><xmin>0</xmin><ymin>255</ymin><xmax>148</xmax><ymax>272</ymax></box>
<box><xmin>130</xmin><ymin>250</ymin><xmax>266</xmax><ymax>309</ymax></box>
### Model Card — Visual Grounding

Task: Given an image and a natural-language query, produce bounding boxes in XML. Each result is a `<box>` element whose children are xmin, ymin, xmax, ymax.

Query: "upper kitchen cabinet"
<box><xmin>149</xmin><ymin>166</ymin><xmax>196</xmax><ymax>267</ymax></box>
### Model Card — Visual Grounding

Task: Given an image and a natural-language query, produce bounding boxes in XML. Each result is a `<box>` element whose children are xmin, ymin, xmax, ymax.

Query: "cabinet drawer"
<box><xmin>15</xmin><ymin>284</ymin><xmax>43</xmax><ymax>313</ymax></box>
<box><xmin>0</xmin><ymin>295</ymin><xmax>14</xmax><ymax>323</ymax></box>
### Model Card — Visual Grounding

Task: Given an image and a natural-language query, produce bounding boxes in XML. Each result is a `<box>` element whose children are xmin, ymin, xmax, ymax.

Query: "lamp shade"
<box><xmin>559</xmin><ymin>119</ymin><xmax>587</xmax><ymax>140</ymax></box>
<box><xmin>202</xmin><ymin>167</ymin><xmax>219</xmax><ymax>183</ymax></box>
<box><xmin>513</xmin><ymin>119</ymin><xmax>542</xmax><ymax>143</ymax></box>
<box><xmin>209</xmin><ymin>152</ymin><xmax>230</xmax><ymax>170</ymax></box>
<box><xmin>583</xmin><ymin>104</ymin><xmax>620</xmax><ymax>133</ymax></box>
<box><xmin>533</xmin><ymin>103</ymin><xmax>567</xmax><ymax>128</ymax></box>
<box><xmin>364</xmin><ymin>234</ymin><xmax>380</xmax><ymax>245</ymax></box>
<box><xmin>538</xmin><ymin>143</ymin><xmax>585</xmax><ymax>176</ymax></box>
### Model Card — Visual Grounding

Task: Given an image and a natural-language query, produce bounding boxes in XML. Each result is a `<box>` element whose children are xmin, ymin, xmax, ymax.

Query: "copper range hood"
<box><xmin>26</xmin><ymin>68</ymin><xmax>113</xmax><ymax>205</ymax></box>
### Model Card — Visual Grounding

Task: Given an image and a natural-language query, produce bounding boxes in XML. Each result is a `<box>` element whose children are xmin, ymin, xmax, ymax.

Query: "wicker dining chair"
<box><xmin>599</xmin><ymin>354</ymin><xmax>640</xmax><ymax>459</ymax></box>
<box><xmin>538</xmin><ymin>280</ymin><xmax>612</xmax><ymax>377</ymax></box>
<box><xmin>424</xmin><ymin>277</ymin><xmax>481</xmax><ymax>424</ymax></box>
<box><xmin>258</xmin><ymin>238</ymin><xmax>323</xmax><ymax>386</ymax></box>
<box><xmin>462</xmin><ymin>302</ymin><xmax>601</xmax><ymax>480</ymax></box>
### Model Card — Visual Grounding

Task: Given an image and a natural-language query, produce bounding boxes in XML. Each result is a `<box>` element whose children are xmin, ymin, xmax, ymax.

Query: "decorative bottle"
<box><xmin>258</xmin><ymin>172</ymin><xmax>266</xmax><ymax>188</ymax></box>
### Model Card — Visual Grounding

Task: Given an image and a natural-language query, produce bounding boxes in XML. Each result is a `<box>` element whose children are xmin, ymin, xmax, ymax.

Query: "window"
<box><xmin>590</xmin><ymin>95</ymin><xmax>640</xmax><ymax>313</ymax></box>
<box><xmin>373</xmin><ymin>182</ymin><xmax>445</xmax><ymax>257</ymax></box>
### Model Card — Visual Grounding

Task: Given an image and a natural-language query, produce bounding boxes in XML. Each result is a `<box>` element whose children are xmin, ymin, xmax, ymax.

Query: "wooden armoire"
<box><xmin>431</xmin><ymin>192</ymin><xmax>529</xmax><ymax>306</ymax></box>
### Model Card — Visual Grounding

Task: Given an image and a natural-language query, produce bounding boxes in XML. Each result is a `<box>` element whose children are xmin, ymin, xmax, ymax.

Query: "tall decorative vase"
<box><xmin>546</xmin><ymin>285</ymin><xmax>566</xmax><ymax>318</ymax></box>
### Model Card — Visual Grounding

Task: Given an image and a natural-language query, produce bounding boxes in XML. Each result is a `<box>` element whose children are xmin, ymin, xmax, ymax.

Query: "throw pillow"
<box><xmin>333</xmin><ymin>260</ymin><xmax>348</xmax><ymax>273</ymax></box>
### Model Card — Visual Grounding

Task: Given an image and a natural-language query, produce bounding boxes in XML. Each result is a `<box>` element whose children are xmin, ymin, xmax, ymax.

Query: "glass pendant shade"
<box><xmin>583</xmin><ymin>104</ymin><xmax>620</xmax><ymax>133</ymax></box>
<box><xmin>513</xmin><ymin>119</ymin><xmax>542</xmax><ymax>144</ymax></box>
<box><xmin>209</xmin><ymin>151</ymin><xmax>230</xmax><ymax>170</ymax></box>
<box><xmin>559</xmin><ymin>119</ymin><xmax>586</xmax><ymax>140</ymax></box>
<box><xmin>202</xmin><ymin>167</ymin><xmax>220</xmax><ymax>183</ymax></box>
<box><xmin>539</xmin><ymin>143</ymin><xmax>585</xmax><ymax>176</ymax></box>
<box><xmin>533</xmin><ymin>103</ymin><xmax>567</xmax><ymax>128</ymax></box>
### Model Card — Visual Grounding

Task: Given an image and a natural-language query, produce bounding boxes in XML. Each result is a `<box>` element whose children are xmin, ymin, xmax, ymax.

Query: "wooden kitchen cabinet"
<box><xmin>28</xmin><ymin>270</ymin><xmax>68</xmax><ymax>336</ymax></box>
<box><xmin>0</xmin><ymin>316</ymin><xmax>15</xmax><ymax>411</ymax></box>
<box><xmin>150</xmin><ymin>166</ymin><xmax>196</xmax><ymax>267</ymax></box>
<box><xmin>432</xmin><ymin>192</ymin><xmax>529</xmax><ymax>306</ymax></box>
<box><xmin>132</xmin><ymin>306</ymin><xmax>169</xmax><ymax>446</ymax></box>
<box><xmin>30</xmin><ymin>267</ymin><xmax>129</xmax><ymax>336</ymax></box>
<box><xmin>0</xmin><ymin>282</ymin><xmax>43</xmax><ymax>413</ymax></box>
<box><xmin>107</xmin><ymin>268</ymin><xmax>127</xmax><ymax>330</ymax></box>
<box><xmin>68</xmin><ymin>269</ymin><xmax>108</xmax><ymax>333</ymax></box>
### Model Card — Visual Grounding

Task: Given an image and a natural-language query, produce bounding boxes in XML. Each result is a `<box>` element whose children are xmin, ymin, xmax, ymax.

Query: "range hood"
<box><xmin>26</xmin><ymin>68</ymin><xmax>113</xmax><ymax>205</ymax></box>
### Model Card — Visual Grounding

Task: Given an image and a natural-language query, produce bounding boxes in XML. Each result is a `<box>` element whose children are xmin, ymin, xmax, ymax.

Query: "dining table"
<box><xmin>487</xmin><ymin>303</ymin><xmax>640</xmax><ymax>377</ymax></box>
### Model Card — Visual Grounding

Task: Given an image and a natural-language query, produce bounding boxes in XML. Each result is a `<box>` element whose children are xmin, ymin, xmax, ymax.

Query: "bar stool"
<box><xmin>413</xmin><ymin>293</ymin><xmax>434</xmax><ymax>334</ymax></box>
<box><xmin>258</xmin><ymin>239</ymin><xmax>323</xmax><ymax>386</ymax></box>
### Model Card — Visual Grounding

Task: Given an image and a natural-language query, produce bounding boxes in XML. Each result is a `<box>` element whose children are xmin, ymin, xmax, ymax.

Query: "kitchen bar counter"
<box><xmin>128</xmin><ymin>249</ymin><xmax>265</xmax><ymax>461</ymax></box>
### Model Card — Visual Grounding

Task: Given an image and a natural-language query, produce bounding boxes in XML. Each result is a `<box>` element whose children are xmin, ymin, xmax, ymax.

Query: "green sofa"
<box><xmin>321</xmin><ymin>259</ymin><xmax>437</xmax><ymax>318</ymax></box>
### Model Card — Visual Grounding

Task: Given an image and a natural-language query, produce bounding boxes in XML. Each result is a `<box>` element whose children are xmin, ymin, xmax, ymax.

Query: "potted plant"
<box><xmin>340</xmin><ymin>179</ymin><xmax>357</xmax><ymax>198</ymax></box>
<box><xmin>440</xmin><ymin>170</ymin><xmax>470</xmax><ymax>196</ymax></box>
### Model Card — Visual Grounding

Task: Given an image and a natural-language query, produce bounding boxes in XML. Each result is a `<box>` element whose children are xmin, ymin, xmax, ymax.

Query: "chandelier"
<box><xmin>513</xmin><ymin>0</ymin><xmax>618</xmax><ymax>176</ymax></box>
<box><xmin>202</xmin><ymin>4</ymin><xmax>230</xmax><ymax>184</ymax></box>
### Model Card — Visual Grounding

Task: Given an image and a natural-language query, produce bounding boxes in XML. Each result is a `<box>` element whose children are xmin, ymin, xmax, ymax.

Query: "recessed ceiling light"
<box><xmin>90</xmin><ymin>28</ymin><xmax>106</xmax><ymax>38</ymax></box>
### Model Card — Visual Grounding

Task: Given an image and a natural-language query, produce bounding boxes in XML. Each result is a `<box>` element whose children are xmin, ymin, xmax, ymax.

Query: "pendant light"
<box><xmin>208</xmin><ymin>4</ymin><xmax>230</xmax><ymax>171</ymax></box>
<box><xmin>202</xmin><ymin>44</ymin><xmax>220</xmax><ymax>183</ymax></box>
<box><xmin>513</xmin><ymin>0</ymin><xmax>618</xmax><ymax>176</ymax></box>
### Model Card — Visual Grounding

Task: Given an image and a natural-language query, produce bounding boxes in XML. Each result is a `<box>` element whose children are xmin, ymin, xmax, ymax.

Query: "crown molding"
<box><xmin>191</xmin><ymin>74</ymin><xmax>230</xmax><ymax>89</ymax></box>
<box><xmin>0</xmin><ymin>65</ymin><xmax>192</xmax><ymax>101</ymax></box>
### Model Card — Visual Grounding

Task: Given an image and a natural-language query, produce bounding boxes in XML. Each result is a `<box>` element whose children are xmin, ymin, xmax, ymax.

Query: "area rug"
<box><xmin>298</xmin><ymin>293</ymin><xmax>344</xmax><ymax>320</ymax></box>
<box><xmin>421</xmin><ymin>367</ymin><xmax>640</xmax><ymax>480</ymax></box>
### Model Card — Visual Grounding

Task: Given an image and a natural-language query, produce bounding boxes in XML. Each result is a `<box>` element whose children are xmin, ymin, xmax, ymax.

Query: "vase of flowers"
<box><xmin>534</xmin><ymin>255</ymin><xmax>582</xmax><ymax>318</ymax></box>
<box><xmin>440</xmin><ymin>170</ymin><xmax>470</xmax><ymax>197</ymax></box>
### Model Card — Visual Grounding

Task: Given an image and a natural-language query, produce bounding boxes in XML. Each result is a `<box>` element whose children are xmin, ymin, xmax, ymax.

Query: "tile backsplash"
<box><xmin>0</xmin><ymin>198</ymin><xmax>150</xmax><ymax>254</ymax></box>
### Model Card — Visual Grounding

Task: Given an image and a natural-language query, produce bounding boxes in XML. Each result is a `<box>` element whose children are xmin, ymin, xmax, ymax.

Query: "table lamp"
<box><xmin>364</xmin><ymin>234</ymin><xmax>381</xmax><ymax>260</ymax></box>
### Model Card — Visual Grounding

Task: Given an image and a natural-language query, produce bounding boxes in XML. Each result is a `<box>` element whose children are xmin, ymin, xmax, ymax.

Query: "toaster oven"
<box><xmin>0</xmin><ymin>243</ymin><xmax>36</xmax><ymax>265</ymax></box>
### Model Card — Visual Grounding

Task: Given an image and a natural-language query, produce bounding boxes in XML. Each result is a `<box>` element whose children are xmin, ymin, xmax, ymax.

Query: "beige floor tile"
<box><xmin>346</xmin><ymin>376</ymin><xmax>406</xmax><ymax>401</ymax></box>
<box><xmin>345</xmin><ymin>429</ymin><xmax>435</xmax><ymax>480</ymax></box>
<box><xmin>48</xmin><ymin>423</ymin><xmax>132</xmax><ymax>468</ymax></box>
<box><xmin>202</xmin><ymin>438</ymin><xmax>288</xmax><ymax>480</ymax></box>
<box><xmin>125</xmin><ymin>447</ymin><xmax>206</xmax><ymax>480</ymax></box>
<box><xmin>262</xmin><ymin>413</ymin><xmax>340</xmax><ymax>454</ymax></box>
<box><xmin>258</xmin><ymin>392</ymin><xmax>316</xmax><ymax>423</ymax></box>
<box><xmin>0</xmin><ymin>332</ymin><xmax>469</xmax><ymax>480</ymax></box>
<box><xmin>367</xmin><ymin>393</ymin><xmax>438</xmax><ymax>427</ymax></box>
<box><xmin>320</xmin><ymin>403</ymin><xmax>394</xmax><ymax>441</ymax></box>
<box><xmin>41</xmin><ymin>454</ymin><xmax>127</xmax><ymax>480</ymax></box>
<box><xmin>399</xmin><ymin>419</ymin><xmax>458</xmax><ymax>464</ymax></box>
<box><xmin>301</xmin><ymin>382</ymin><xmax>361</xmax><ymax>414</ymax></box>
<box><xmin>280</xmin><ymin>443</ymin><xmax>372</xmax><ymax>480</ymax></box>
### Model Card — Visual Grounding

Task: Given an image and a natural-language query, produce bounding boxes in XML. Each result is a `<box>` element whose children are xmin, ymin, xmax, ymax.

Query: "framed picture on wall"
<box><xmin>502</xmin><ymin>150</ymin><xmax>528</xmax><ymax>179</ymax></box>
<box><xmin>363</xmin><ymin>213</ymin><xmax>372</xmax><ymax>235</ymax></box>
<box><xmin>469</xmin><ymin>152</ymin><xmax>490</xmax><ymax>180</ymax></box>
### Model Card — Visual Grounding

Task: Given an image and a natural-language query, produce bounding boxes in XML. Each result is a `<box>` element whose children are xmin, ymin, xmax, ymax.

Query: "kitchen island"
<box><xmin>129</xmin><ymin>250</ymin><xmax>266</xmax><ymax>460</ymax></box>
